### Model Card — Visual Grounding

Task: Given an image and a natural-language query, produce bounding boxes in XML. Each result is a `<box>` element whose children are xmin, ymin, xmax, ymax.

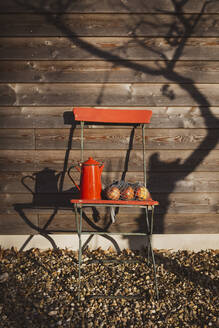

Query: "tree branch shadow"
<box><xmin>11</xmin><ymin>0</ymin><xmax>219</xmax><ymax>253</ymax></box>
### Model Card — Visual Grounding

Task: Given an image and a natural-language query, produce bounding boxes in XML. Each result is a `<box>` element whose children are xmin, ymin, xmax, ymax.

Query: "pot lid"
<box><xmin>83</xmin><ymin>157</ymin><xmax>101</xmax><ymax>165</ymax></box>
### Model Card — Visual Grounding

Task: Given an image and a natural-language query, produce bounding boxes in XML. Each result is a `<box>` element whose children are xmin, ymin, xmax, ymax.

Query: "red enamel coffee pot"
<box><xmin>68</xmin><ymin>157</ymin><xmax>104</xmax><ymax>200</ymax></box>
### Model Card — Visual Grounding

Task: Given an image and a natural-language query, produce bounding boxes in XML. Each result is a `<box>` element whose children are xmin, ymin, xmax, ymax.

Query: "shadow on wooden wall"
<box><xmin>11</xmin><ymin>0</ymin><xmax>219</xmax><ymax>251</ymax></box>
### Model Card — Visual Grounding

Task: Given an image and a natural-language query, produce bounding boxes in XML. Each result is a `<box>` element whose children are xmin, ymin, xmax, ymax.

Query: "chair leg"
<box><xmin>75</xmin><ymin>205</ymin><xmax>83</xmax><ymax>301</ymax></box>
<box><xmin>144</xmin><ymin>206</ymin><xmax>151</xmax><ymax>263</ymax></box>
<box><xmin>145</xmin><ymin>206</ymin><xmax>159</xmax><ymax>300</ymax></box>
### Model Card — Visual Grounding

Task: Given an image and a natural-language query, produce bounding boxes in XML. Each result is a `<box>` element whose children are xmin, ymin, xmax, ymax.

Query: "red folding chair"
<box><xmin>70</xmin><ymin>107</ymin><xmax>159</xmax><ymax>300</ymax></box>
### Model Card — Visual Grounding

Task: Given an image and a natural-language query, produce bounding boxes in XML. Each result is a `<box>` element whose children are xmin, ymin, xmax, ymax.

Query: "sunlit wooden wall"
<box><xmin>0</xmin><ymin>0</ymin><xmax>218</xmax><ymax>237</ymax></box>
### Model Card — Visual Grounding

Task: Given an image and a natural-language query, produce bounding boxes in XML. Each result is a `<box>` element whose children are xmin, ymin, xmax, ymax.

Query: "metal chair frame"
<box><xmin>70</xmin><ymin>107</ymin><xmax>159</xmax><ymax>300</ymax></box>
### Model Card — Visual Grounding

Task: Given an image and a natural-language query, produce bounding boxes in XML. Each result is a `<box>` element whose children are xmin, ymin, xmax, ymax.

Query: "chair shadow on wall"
<box><xmin>13</xmin><ymin>111</ymin><xmax>123</xmax><ymax>252</ymax></box>
<box><xmin>13</xmin><ymin>112</ymin><xmax>78</xmax><ymax>251</ymax></box>
<box><xmin>12</xmin><ymin>0</ymin><xmax>219</xmax><ymax>252</ymax></box>
<box><xmin>13</xmin><ymin>103</ymin><xmax>219</xmax><ymax>252</ymax></box>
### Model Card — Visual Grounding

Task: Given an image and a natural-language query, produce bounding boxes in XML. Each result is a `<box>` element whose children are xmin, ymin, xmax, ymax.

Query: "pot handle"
<box><xmin>67</xmin><ymin>165</ymin><xmax>80</xmax><ymax>191</ymax></box>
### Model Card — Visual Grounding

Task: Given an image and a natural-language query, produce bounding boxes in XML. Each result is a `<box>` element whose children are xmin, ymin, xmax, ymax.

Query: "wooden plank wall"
<box><xmin>0</xmin><ymin>0</ymin><xmax>218</xmax><ymax>240</ymax></box>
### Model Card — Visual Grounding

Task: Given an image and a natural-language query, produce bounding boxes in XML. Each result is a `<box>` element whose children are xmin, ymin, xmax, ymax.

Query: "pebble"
<box><xmin>0</xmin><ymin>248</ymin><xmax>218</xmax><ymax>327</ymax></box>
<box><xmin>48</xmin><ymin>310</ymin><xmax>58</xmax><ymax>316</ymax></box>
<box><xmin>0</xmin><ymin>272</ymin><xmax>9</xmax><ymax>283</ymax></box>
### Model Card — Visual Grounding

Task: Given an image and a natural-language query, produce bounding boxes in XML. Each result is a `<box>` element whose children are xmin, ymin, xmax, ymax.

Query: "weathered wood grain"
<box><xmin>0</xmin><ymin>129</ymin><xmax>35</xmax><ymax>149</ymax></box>
<box><xmin>1</xmin><ymin>192</ymin><xmax>217</xmax><ymax>214</ymax></box>
<box><xmin>0</xmin><ymin>3</ymin><xmax>218</xmax><ymax>238</ymax></box>
<box><xmin>1</xmin><ymin>171</ymin><xmax>218</xmax><ymax>194</ymax></box>
<box><xmin>0</xmin><ymin>211</ymin><xmax>218</xmax><ymax>235</ymax></box>
<box><xmin>2</xmin><ymin>83</ymin><xmax>219</xmax><ymax>106</ymax></box>
<box><xmin>2</xmin><ymin>60</ymin><xmax>219</xmax><ymax>83</ymax></box>
<box><xmin>0</xmin><ymin>0</ymin><xmax>218</xmax><ymax>13</ymax></box>
<box><xmin>0</xmin><ymin>150</ymin><xmax>219</xmax><ymax>172</ymax></box>
<box><xmin>1</xmin><ymin>14</ymin><xmax>219</xmax><ymax>37</ymax></box>
<box><xmin>1</xmin><ymin>107</ymin><xmax>218</xmax><ymax>129</ymax></box>
<box><xmin>0</xmin><ymin>212</ymin><xmax>218</xmax><ymax>235</ymax></box>
<box><xmin>0</xmin><ymin>193</ymin><xmax>33</xmax><ymax>214</ymax></box>
<box><xmin>35</xmin><ymin>128</ymin><xmax>219</xmax><ymax>150</ymax></box>
<box><xmin>159</xmin><ymin>213</ymin><xmax>219</xmax><ymax>234</ymax></box>
<box><xmin>148</xmin><ymin>172</ymin><xmax>219</xmax><ymax>193</ymax></box>
<box><xmin>0</xmin><ymin>107</ymin><xmax>36</xmax><ymax>128</ymax></box>
<box><xmin>38</xmin><ymin>213</ymin><xmax>219</xmax><ymax>234</ymax></box>
<box><xmin>1</xmin><ymin>37</ymin><xmax>219</xmax><ymax>60</ymax></box>
<box><xmin>0</xmin><ymin>151</ymin><xmax>37</xmax><ymax>171</ymax></box>
<box><xmin>0</xmin><ymin>172</ymin><xmax>36</xmax><ymax>194</ymax></box>
<box><xmin>0</xmin><ymin>214</ymin><xmax>38</xmax><ymax>234</ymax></box>
<box><xmin>155</xmin><ymin>192</ymin><xmax>219</xmax><ymax>214</ymax></box>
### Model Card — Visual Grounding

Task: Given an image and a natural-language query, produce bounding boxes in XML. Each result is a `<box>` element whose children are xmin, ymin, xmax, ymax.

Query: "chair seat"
<box><xmin>70</xmin><ymin>199</ymin><xmax>159</xmax><ymax>206</ymax></box>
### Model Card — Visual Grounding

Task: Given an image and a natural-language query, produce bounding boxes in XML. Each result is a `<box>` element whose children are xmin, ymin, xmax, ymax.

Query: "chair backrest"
<box><xmin>73</xmin><ymin>107</ymin><xmax>152</xmax><ymax>124</ymax></box>
<box><xmin>73</xmin><ymin>107</ymin><xmax>151</xmax><ymax>185</ymax></box>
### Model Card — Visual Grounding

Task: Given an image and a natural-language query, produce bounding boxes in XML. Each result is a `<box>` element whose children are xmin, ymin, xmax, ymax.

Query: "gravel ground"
<box><xmin>0</xmin><ymin>247</ymin><xmax>218</xmax><ymax>328</ymax></box>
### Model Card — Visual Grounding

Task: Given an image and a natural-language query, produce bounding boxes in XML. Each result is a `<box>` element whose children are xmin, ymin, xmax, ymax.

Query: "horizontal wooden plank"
<box><xmin>0</xmin><ymin>212</ymin><xmax>218</xmax><ymax>235</ymax></box>
<box><xmin>158</xmin><ymin>214</ymin><xmax>219</xmax><ymax>234</ymax></box>
<box><xmin>155</xmin><ymin>192</ymin><xmax>219</xmax><ymax>214</ymax></box>
<box><xmin>0</xmin><ymin>172</ymin><xmax>35</xmax><ymax>193</ymax></box>
<box><xmin>1</xmin><ymin>171</ymin><xmax>218</xmax><ymax>194</ymax></box>
<box><xmin>0</xmin><ymin>0</ymin><xmax>218</xmax><ymax>13</ymax></box>
<box><xmin>2</xmin><ymin>60</ymin><xmax>219</xmax><ymax>83</ymax></box>
<box><xmin>1</xmin><ymin>14</ymin><xmax>219</xmax><ymax>37</ymax></box>
<box><xmin>0</xmin><ymin>193</ymin><xmax>34</xmax><ymax>214</ymax></box>
<box><xmin>1</xmin><ymin>192</ymin><xmax>218</xmax><ymax>214</ymax></box>
<box><xmin>35</xmin><ymin>128</ymin><xmax>219</xmax><ymax>150</ymax></box>
<box><xmin>0</xmin><ymin>107</ymin><xmax>36</xmax><ymax>128</ymax></box>
<box><xmin>1</xmin><ymin>37</ymin><xmax>219</xmax><ymax>60</ymax></box>
<box><xmin>0</xmin><ymin>150</ymin><xmax>219</xmax><ymax>172</ymax></box>
<box><xmin>38</xmin><ymin>213</ymin><xmax>219</xmax><ymax>234</ymax></box>
<box><xmin>0</xmin><ymin>214</ymin><xmax>38</xmax><ymax>234</ymax></box>
<box><xmin>0</xmin><ymin>129</ymin><xmax>35</xmax><ymax>149</ymax></box>
<box><xmin>0</xmin><ymin>151</ymin><xmax>38</xmax><ymax>171</ymax></box>
<box><xmin>148</xmin><ymin>172</ymin><xmax>219</xmax><ymax>193</ymax></box>
<box><xmin>1</xmin><ymin>107</ymin><xmax>219</xmax><ymax>129</ymax></box>
<box><xmin>2</xmin><ymin>83</ymin><xmax>219</xmax><ymax>106</ymax></box>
